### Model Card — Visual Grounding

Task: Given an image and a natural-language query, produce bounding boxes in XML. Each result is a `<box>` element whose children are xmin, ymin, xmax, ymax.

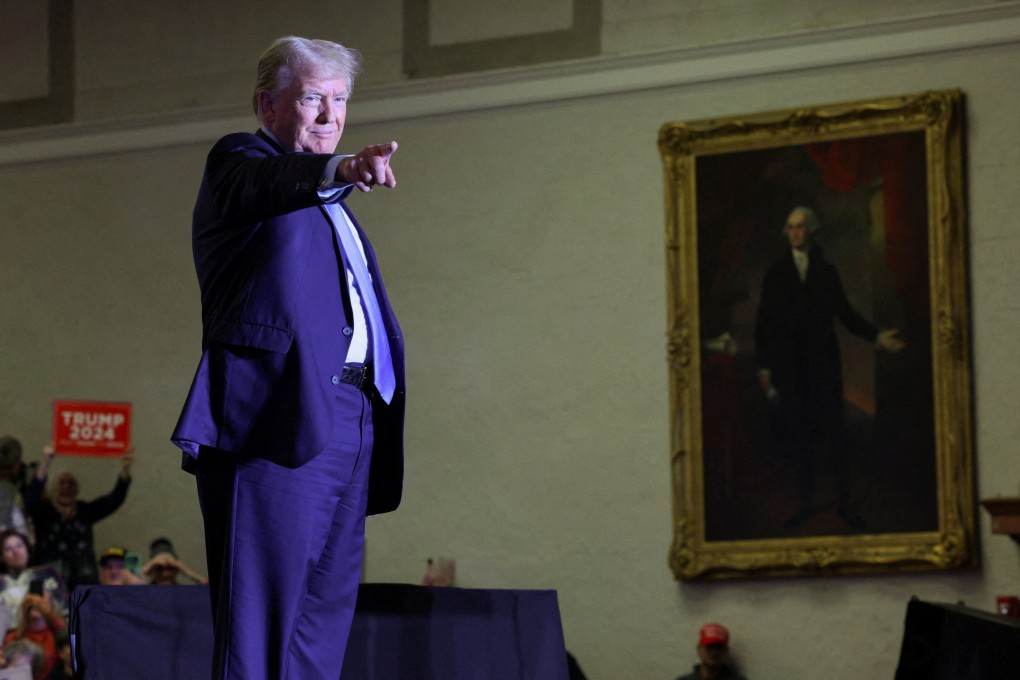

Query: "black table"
<box><xmin>70</xmin><ymin>583</ymin><xmax>570</xmax><ymax>679</ymax></box>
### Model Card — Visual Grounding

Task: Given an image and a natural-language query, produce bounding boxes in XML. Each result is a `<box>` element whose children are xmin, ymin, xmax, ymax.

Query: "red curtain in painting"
<box><xmin>805</xmin><ymin>134</ymin><xmax>928</xmax><ymax>313</ymax></box>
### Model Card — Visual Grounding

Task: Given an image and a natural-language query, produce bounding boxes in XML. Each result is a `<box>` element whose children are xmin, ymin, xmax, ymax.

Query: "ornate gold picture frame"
<box><xmin>660</xmin><ymin>90</ymin><xmax>974</xmax><ymax>579</ymax></box>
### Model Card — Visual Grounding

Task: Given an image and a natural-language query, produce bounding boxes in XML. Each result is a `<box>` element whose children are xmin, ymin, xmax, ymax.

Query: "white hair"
<box><xmin>252</xmin><ymin>36</ymin><xmax>363</xmax><ymax>122</ymax></box>
<box><xmin>784</xmin><ymin>206</ymin><xmax>821</xmax><ymax>234</ymax></box>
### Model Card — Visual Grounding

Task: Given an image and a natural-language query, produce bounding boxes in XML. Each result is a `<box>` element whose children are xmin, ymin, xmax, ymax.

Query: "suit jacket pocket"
<box><xmin>209</xmin><ymin>319</ymin><xmax>294</xmax><ymax>353</ymax></box>
<box><xmin>203</xmin><ymin>336</ymin><xmax>292</xmax><ymax>452</ymax></box>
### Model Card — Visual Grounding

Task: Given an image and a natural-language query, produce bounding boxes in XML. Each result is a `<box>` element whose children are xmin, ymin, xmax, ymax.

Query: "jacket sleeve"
<box><xmin>202</xmin><ymin>133</ymin><xmax>341</xmax><ymax>226</ymax></box>
<box><xmin>826</xmin><ymin>263</ymin><xmax>878</xmax><ymax>342</ymax></box>
<box><xmin>78</xmin><ymin>476</ymin><xmax>131</xmax><ymax>523</ymax></box>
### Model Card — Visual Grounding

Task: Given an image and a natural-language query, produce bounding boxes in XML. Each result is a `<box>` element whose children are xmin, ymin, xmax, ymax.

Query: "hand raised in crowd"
<box><xmin>142</xmin><ymin>552</ymin><xmax>206</xmax><ymax>584</ymax></box>
<box><xmin>37</xmin><ymin>442</ymin><xmax>56</xmax><ymax>480</ymax></box>
<box><xmin>20</xmin><ymin>593</ymin><xmax>52</xmax><ymax>618</ymax></box>
<box><xmin>42</xmin><ymin>442</ymin><xmax>136</xmax><ymax>479</ymax></box>
<box><xmin>17</xmin><ymin>592</ymin><xmax>61</xmax><ymax>634</ymax></box>
<box><xmin>120</xmin><ymin>446</ymin><xmax>136</xmax><ymax>479</ymax></box>
<box><xmin>337</xmin><ymin>141</ymin><xmax>398</xmax><ymax>192</ymax></box>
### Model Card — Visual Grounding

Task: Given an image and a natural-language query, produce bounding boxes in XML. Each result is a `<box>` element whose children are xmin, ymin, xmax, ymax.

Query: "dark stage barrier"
<box><xmin>895</xmin><ymin>598</ymin><xmax>1020</xmax><ymax>680</ymax></box>
<box><xmin>70</xmin><ymin>583</ymin><xmax>570</xmax><ymax>680</ymax></box>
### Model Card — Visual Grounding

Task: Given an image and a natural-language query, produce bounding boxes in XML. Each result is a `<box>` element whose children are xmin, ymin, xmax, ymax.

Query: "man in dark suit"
<box><xmin>755</xmin><ymin>206</ymin><xmax>902</xmax><ymax>530</ymax></box>
<box><xmin>171</xmin><ymin>36</ymin><xmax>405</xmax><ymax>679</ymax></box>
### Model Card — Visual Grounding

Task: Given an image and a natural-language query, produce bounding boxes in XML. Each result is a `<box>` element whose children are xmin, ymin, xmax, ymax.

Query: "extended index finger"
<box><xmin>372</xmin><ymin>140</ymin><xmax>398</xmax><ymax>160</ymax></box>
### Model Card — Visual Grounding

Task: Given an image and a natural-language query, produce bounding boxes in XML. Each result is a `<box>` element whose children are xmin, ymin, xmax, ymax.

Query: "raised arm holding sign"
<box><xmin>25</xmin><ymin>444</ymin><xmax>134</xmax><ymax>590</ymax></box>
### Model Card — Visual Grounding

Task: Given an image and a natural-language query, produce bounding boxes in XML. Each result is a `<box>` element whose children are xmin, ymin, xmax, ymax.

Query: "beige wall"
<box><xmin>2</xmin><ymin>2</ymin><xmax>1020</xmax><ymax>678</ymax></box>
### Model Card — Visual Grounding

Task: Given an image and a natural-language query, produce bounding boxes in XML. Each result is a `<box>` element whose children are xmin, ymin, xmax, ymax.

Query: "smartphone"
<box><xmin>124</xmin><ymin>551</ymin><xmax>141</xmax><ymax>576</ymax></box>
<box><xmin>29</xmin><ymin>578</ymin><xmax>44</xmax><ymax>596</ymax></box>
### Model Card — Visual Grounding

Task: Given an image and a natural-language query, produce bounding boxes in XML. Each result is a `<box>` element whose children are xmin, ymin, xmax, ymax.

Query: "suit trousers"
<box><xmin>195</xmin><ymin>384</ymin><xmax>373</xmax><ymax>680</ymax></box>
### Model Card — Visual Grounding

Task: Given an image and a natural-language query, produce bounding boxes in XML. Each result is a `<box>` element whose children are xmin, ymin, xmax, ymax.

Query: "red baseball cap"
<box><xmin>699</xmin><ymin>623</ymin><xmax>730</xmax><ymax>647</ymax></box>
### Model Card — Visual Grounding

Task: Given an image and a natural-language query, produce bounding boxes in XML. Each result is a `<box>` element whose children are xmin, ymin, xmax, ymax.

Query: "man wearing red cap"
<box><xmin>675</xmin><ymin>623</ymin><xmax>747</xmax><ymax>680</ymax></box>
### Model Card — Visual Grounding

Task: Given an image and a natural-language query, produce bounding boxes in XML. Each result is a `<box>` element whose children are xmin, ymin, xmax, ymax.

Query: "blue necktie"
<box><xmin>328</xmin><ymin>203</ymin><xmax>395</xmax><ymax>403</ymax></box>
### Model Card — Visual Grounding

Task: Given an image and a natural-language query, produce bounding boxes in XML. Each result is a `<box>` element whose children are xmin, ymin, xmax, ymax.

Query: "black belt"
<box><xmin>339</xmin><ymin>363</ymin><xmax>373</xmax><ymax>392</ymax></box>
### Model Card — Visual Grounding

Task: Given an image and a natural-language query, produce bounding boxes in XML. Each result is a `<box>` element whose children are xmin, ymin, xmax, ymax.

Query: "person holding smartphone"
<box><xmin>3</xmin><ymin>591</ymin><xmax>66</xmax><ymax>679</ymax></box>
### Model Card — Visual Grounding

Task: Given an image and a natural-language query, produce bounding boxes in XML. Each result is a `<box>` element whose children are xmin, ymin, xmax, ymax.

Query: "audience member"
<box><xmin>25</xmin><ymin>444</ymin><xmax>134</xmax><ymax>590</ymax></box>
<box><xmin>0</xmin><ymin>531</ymin><xmax>34</xmax><ymax>630</ymax></box>
<box><xmin>141</xmin><ymin>538</ymin><xmax>205</xmax><ymax>585</ymax></box>
<box><xmin>0</xmin><ymin>438</ymin><xmax>29</xmax><ymax>538</ymax></box>
<box><xmin>3</xmin><ymin>593</ymin><xmax>65</xmax><ymax>680</ymax></box>
<box><xmin>675</xmin><ymin>623</ymin><xmax>747</xmax><ymax>680</ymax></box>
<box><xmin>421</xmin><ymin>557</ymin><xmax>455</xmax><ymax>587</ymax></box>
<box><xmin>2</xmin><ymin>637</ymin><xmax>44</xmax><ymax>679</ymax></box>
<box><xmin>42</xmin><ymin>630</ymin><xmax>70</xmax><ymax>680</ymax></box>
<box><xmin>97</xmin><ymin>547</ymin><xmax>141</xmax><ymax>586</ymax></box>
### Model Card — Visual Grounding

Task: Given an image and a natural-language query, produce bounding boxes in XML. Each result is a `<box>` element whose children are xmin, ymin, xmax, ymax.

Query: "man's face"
<box><xmin>100</xmin><ymin>558</ymin><xmax>126</xmax><ymax>585</ymax></box>
<box><xmin>697</xmin><ymin>643</ymin><xmax>728</xmax><ymax>670</ymax></box>
<box><xmin>1</xmin><ymin>536</ymin><xmax>27</xmax><ymax>571</ymax></box>
<box><xmin>151</xmin><ymin>563</ymin><xmax>179</xmax><ymax>585</ymax></box>
<box><xmin>785</xmin><ymin>212</ymin><xmax>811</xmax><ymax>250</ymax></box>
<box><xmin>261</xmin><ymin>70</ymin><xmax>349</xmax><ymax>154</ymax></box>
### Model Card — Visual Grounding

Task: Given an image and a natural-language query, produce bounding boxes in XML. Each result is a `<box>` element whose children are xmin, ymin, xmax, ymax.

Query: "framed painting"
<box><xmin>659</xmin><ymin>90</ymin><xmax>974</xmax><ymax>579</ymax></box>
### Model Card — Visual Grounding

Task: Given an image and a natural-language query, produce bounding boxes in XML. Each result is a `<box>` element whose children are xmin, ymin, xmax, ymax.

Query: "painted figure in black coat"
<box><xmin>755</xmin><ymin>206</ymin><xmax>903</xmax><ymax>529</ymax></box>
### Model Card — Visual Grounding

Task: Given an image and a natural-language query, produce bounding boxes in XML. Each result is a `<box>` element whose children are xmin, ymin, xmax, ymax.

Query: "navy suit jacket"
<box><xmin>172</xmin><ymin>131</ymin><xmax>405</xmax><ymax>515</ymax></box>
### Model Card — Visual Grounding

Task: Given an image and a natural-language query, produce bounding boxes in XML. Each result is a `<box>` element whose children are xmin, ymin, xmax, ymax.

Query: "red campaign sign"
<box><xmin>52</xmin><ymin>400</ymin><xmax>132</xmax><ymax>457</ymax></box>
